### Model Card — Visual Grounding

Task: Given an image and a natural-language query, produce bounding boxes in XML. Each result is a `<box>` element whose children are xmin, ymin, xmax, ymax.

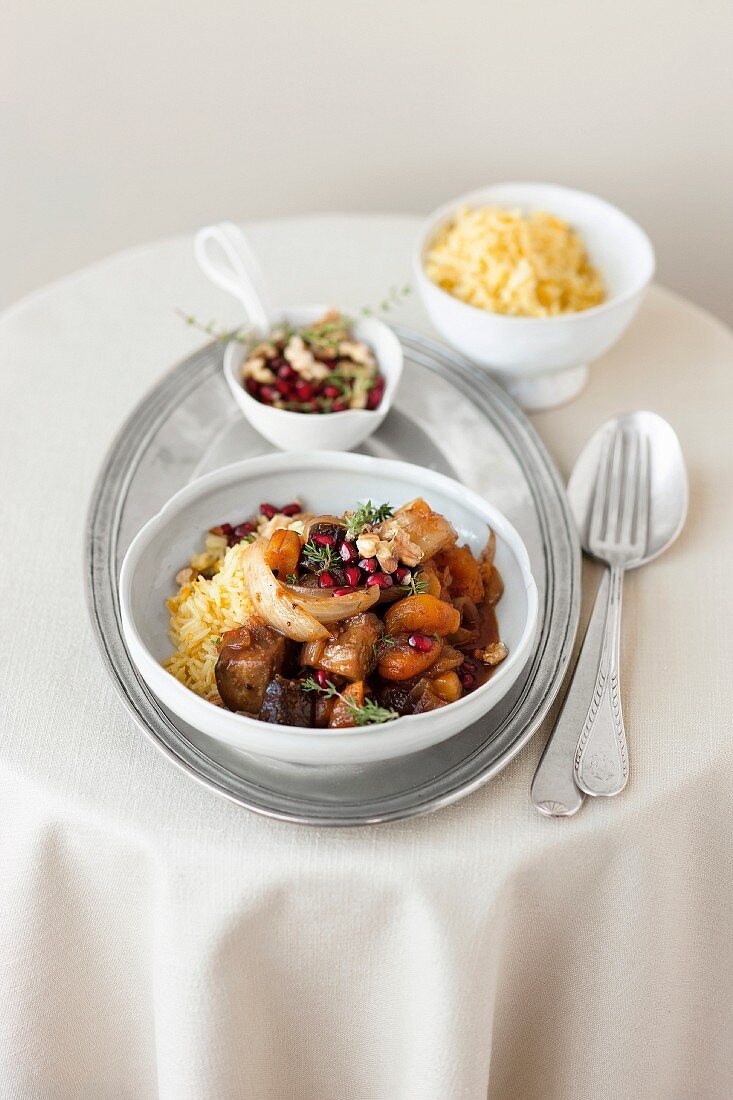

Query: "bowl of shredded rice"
<box><xmin>414</xmin><ymin>183</ymin><xmax>654</xmax><ymax>410</ymax></box>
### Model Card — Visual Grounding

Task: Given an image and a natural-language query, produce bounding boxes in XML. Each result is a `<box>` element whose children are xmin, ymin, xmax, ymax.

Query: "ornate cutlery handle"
<box><xmin>574</xmin><ymin>565</ymin><xmax>628</xmax><ymax>796</ymax></box>
<box><xmin>531</xmin><ymin>569</ymin><xmax>611</xmax><ymax>816</ymax></box>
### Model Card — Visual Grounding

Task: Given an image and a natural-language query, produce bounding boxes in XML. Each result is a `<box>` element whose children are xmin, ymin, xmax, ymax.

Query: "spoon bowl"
<box><xmin>568</xmin><ymin>411</ymin><xmax>688</xmax><ymax>566</ymax></box>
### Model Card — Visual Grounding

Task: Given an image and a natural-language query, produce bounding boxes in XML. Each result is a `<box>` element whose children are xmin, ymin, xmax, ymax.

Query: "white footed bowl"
<box><xmin>120</xmin><ymin>452</ymin><xmax>538</xmax><ymax>766</ymax></box>
<box><xmin>223</xmin><ymin>307</ymin><xmax>403</xmax><ymax>451</ymax></box>
<box><xmin>414</xmin><ymin>183</ymin><xmax>655</xmax><ymax>410</ymax></box>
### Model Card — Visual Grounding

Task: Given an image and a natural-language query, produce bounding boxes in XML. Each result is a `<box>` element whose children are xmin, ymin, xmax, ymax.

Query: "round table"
<box><xmin>1</xmin><ymin>216</ymin><xmax>731</xmax><ymax>1100</ymax></box>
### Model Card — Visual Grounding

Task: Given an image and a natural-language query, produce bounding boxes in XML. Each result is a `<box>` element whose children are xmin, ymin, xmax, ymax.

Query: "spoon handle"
<box><xmin>574</xmin><ymin>564</ymin><xmax>629</xmax><ymax>796</ymax></box>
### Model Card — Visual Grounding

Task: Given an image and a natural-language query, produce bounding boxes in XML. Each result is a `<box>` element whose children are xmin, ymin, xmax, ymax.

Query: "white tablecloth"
<box><xmin>1</xmin><ymin>216</ymin><xmax>732</xmax><ymax>1100</ymax></box>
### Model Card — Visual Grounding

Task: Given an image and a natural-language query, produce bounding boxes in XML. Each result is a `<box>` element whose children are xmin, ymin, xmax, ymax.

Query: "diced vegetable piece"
<box><xmin>429</xmin><ymin>644</ymin><xmax>465</xmax><ymax>675</ymax></box>
<box><xmin>377</xmin><ymin>634</ymin><xmax>442</xmax><ymax>681</ymax></box>
<box><xmin>384</xmin><ymin>593</ymin><xmax>461</xmax><ymax>637</ymax></box>
<box><xmin>430</xmin><ymin>670</ymin><xmax>462</xmax><ymax>703</ymax></box>
<box><xmin>485</xmin><ymin>566</ymin><xmax>504</xmax><ymax>607</ymax></box>
<box><xmin>384</xmin><ymin>499</ymin><xmax>457</xmax><ymax>559</ymax></box>
<box><xmin>265</xmin><ymin>528</ymin><xmax>302</xmax><ymax>579</ymax></box>
<box><xmin>301</xmin><ymin>612</ymin><xmax>380</xmax><ymax>682</ymax></box>
<box><xmin>329</xmin><ymin>681</ymin><xmax>366</xmax><ymax>728</ymax></box>
<box><xmin>436</xmin><ymin>545</ymin><xmax>484</xmax><ymax>603</ymax></box>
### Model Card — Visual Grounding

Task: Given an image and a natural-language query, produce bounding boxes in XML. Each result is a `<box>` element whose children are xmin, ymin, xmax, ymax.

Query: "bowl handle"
<box><xmin>194</xmin><ymin>222</ymin><xmax>272</xmax><ymax>336</ymax></box>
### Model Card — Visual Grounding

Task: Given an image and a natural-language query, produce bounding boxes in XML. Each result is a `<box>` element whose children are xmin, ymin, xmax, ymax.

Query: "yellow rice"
<box><xmin>164</xmin><ymin>539</ymin><xmax>255</xmax><ymax>705</ymax></box>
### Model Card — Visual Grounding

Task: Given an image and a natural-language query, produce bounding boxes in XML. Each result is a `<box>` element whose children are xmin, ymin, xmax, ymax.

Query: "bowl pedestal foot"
<box><xmin>499</xmin><ymin>364</ymin><xmax>589</xmax><ymax>412</ymax></box>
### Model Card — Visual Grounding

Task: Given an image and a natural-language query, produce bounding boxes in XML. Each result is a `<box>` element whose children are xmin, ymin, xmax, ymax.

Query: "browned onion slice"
<box><xmin>242</xmin><ymin>540</ymin><xmax>330</xmax><ymax>642</ymax></box>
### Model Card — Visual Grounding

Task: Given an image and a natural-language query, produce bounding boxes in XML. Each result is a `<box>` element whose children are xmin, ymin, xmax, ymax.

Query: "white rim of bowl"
<box><xmin>120</xmin><ymin>451</ymin><xmax>539</xmax><ymax>741</ymax></box>
<box><xmin>224</xmin><ymin>307</ymin><xmax>403</xmax><ymax>421</ymax></box>
<box><xmin>414</xmin><ymin>181</ymin><xmax>656</xmax><ymax>324</ymax></box>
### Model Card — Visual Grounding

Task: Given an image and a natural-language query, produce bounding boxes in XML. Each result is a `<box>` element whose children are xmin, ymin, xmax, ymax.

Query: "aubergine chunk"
<box><xmin>301</xmin><ymin>612</ymin><xmax>380</xmax><ymax>682</ymax></box>
<box><xmin>259</xmin><ymin>675</ymin><xmax>314</xmax><ymax>727</ymax></box>
<box><xmin>215</xmin><ymin>618</ymin><xmax>287</xmax><ymax>713</ymax></box>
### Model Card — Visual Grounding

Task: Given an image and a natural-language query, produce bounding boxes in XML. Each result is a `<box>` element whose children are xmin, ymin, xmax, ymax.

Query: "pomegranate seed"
<box><xmin>259</xmin><ymin>503</ymin><xmax>276</xmax><ymax>519</ymax></box>
<box><xmin>315</xmin><ymin>668</ymin><xmax>328</xmax><ymax>688</ymax></box>
<box><xmin>367</xmin><ymin>389</ymin><xmax>383</xmax><ymax>410</ymax></box>
<box><xmin>209</xmin><ymin>522</ymin><xmax>233</xmax><ymax>537</ymax></box>
<box><xmin>277</xmin><ymin>363</ymin><xmax>297</xmax><ymax>380</ymax></box>
<box><xmin>343</xmin><ymin>565</ymin><xmax>361</xmax><ymax>587</ymax></box>
<box><xmin>318</xmin><ymin>571</ymin><xmax>336</xmax><ymax>588</ymax></box>
<box><xmin>366</xmin><ymin>572</ymin><xmax>393</xmax><ymax>589</ymax></box>
<box><xmin>275</xmin><ymin>379</ymin><xmax>291</xmax><ymax>396</ymax></box>
<box><xmin>332</xmin><ymin>401</ymin><xmax>348</xmax><ymax>412</ymax></box>
<box><xmin>339</xmin><ymin>541</ymin><xmax>358</xmax><ymax>563</ymax></box>
<box><xmin>408</xmin><ymin>633</ymin><xmax>433</xmax><ymax>652</ymax></box>
<box><xmin>294</xmin><ymin>380</ymin><xmax>314</xmax><ymax>401</ymax></box>
<box><xmin>332</xmin><ymin>586</ymin><xmax>357</xmax><ymax>597</ymax></box>
<box><xmin>233</xmin><ymin>522</ymin><xmax>255</xmax><ymax>537</ymax></box>
<box><xmin>259</xmin><ymin>386</ymin><xmax>278</xmax><ymax>404</ymax></box>
<box><xmin>323</xmin><ymin>384</ymin><xmax>340</xmax><ymax>398</ymax></box>
<box><xmin>281</xmin><ymin>502</ymin><xmax>301</xmax><ymax>516</ymax></box>
<box><xmin>358</xmin><ymin>557</ymin><xmax>378</xmax><ymax>573</ymax></box>
<box><xmin>245</xmin><ymin>378</ymin><xmax>259</xmax><ymax>396</ymax></box>
<box><xmin>312</xmin><ymin>533</ymin><xmax>336</xmax><ymax>547</ymax></box>
<box><xmin>461</xmin><ymin>673</ymin><xmax>476</xmax><ymax>688</ymax></box>
<box><xmin>394</xmin><ymin>566</ymin><xmax>411</xmax><ymax>584</ymax></box>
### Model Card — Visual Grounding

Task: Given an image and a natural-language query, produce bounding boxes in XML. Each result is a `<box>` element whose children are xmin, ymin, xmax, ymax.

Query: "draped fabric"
<box><xmin>1</xmin><ymin>218</ymin><xmax>731</xmax><ymax>1099</ymax></box>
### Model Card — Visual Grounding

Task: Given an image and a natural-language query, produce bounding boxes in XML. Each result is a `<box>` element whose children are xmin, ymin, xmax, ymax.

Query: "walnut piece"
<box><xmin>475</xmin><ymin>641</ymin><xmax>508</xmax><ymax>667</ymax></box>
<box><xmin>284</xmin><ymin>335</ymin><xmax>329</xmax><ymax>381</ymax></box>
<box><xmin>339</xmin><ymin>340</ymin><xmax>376</xmax><ymax>367</ymax></box>
<box><xmin>242</xmin><ymin>356</ymin><xmax>276</xmax><ymax>384</ymax></box>
<box><xmin>356</xmin><ymin>532</ymin><xmax>380</xmax><ymax>559</ymax></box>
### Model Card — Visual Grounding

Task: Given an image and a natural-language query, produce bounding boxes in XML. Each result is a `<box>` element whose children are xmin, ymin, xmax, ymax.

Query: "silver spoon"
<box><xmin>532</xmin><ymin>411</ymin><xmax>688</xmax><ymax>815</ymax></box>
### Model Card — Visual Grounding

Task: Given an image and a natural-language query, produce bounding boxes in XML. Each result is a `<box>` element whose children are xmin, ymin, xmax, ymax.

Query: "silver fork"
<box><xmin>574</xmin><ymin>426</ymin><xmax>650</xmax><ymax>796</ymax></box>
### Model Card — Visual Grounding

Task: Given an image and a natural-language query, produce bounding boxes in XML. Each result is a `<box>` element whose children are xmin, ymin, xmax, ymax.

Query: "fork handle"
<box><xmin>574</xmin><ymin>565</ymin><xmax>629</xmax><ymax>796</ymax></box>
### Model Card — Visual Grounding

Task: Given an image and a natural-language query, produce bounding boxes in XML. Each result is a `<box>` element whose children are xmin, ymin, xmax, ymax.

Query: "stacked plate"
<box><xmin>86</xmin><ymin>327</ymin><xmax>580</xmax><ymax>824</ymax></box>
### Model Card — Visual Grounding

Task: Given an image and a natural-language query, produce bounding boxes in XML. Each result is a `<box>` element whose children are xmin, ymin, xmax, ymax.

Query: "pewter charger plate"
<box><xmin>86</xmin><ymin>327</ymin><xmax>580</xmax><ymax>825</ymax></box>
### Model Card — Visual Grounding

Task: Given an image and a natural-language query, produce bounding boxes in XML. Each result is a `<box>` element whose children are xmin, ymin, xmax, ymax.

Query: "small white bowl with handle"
<box><xmin>195</xmin><ymin>223</ymin><xmax>403</xmax><ymax>451</ymax></box>
<box><xmin>414</xmin><ymin>183</ymin><xmax>655</xmax><ymax>410</ymax></box>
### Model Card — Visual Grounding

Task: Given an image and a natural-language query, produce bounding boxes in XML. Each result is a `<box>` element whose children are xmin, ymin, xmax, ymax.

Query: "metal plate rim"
<box><xmin>85</xmin><ymin>326</ymin><xmax>580</xmax><ymax>825</ymax></box>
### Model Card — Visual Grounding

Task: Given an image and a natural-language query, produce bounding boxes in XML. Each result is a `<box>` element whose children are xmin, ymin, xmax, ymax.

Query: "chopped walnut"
<box><xmin>339</xmin><ymin>340</ymin><xmax>376</xmax><ymax>367</ymax></box>
<box><xmin>242</xmin><ymin>356</ymin><xmax>276</xmax><ymax>384</ymax></box>
<box><xmin>284</xmin><ymin>335</ymin><xmax>329</xmax><ymax>381</ymax></box>
<box><xmin>175</xmin><ymin>566</ymin><xmax>194</xmax><ymax>586</ymax></box>
<box><xmin>356</xmin><ymin>532</ymin><xmax>380</xmax><ymax>559</ymax></box>
<box><xmin>389</xmin><ymin>528</ymin><xmax>424</xmax><ymax>567</ymax></box>
<box><xmin>475</xmin><ymin>642</ymin><xmax>508</xmax><ymax>667</ymax></box>
<box><xmin>376</xmin><ymin>540</ymin><xmax>398</xmax><ymax>573</ymax></box>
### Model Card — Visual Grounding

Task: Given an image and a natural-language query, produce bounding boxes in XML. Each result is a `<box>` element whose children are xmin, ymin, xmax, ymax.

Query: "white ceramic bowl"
<box><xmin>119</xmin><ymin>452</ymin><xmax>538</xmax><ymax>766</ymax></box>
<box><xmin>223</xmin><ymin>307</ymin><xmax>403</xmax><ymax>451</ymax></box>
<box><xmin>414</xmin><ymin>182</ymin><xmax>655</xmax><ymax>410</ymax></box>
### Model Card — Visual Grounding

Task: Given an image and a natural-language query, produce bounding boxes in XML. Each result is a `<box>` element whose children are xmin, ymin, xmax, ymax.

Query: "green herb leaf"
<box><xmin>345</xmin><ymin>500</ymin><xmax>393</xmax><ymax>540</ymax></box>
<box><xmin>398</xmin><ymin>571</ymin><xmax>430</xmax><ymax>597</ymax></box>
<box><xmin>300</xmin><ymin>676</ymin><xmax>398</xmax><ymax>725</ymax></box>
<box><xmin>302</xmin><ymin>540</ymin><xmax>338</xmax><ymax>571</ymax></box>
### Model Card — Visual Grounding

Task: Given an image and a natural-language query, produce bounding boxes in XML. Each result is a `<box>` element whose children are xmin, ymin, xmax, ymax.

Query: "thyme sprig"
<box><xmin>175</xmin><ymin>309</ymin><xmax>253</xmax><ymax>345</ymax></box>
<box><xmin>177</xmin><ymin>284</ymin><xmax>411</xmax><ymax>346</ymax></box>
<box><xmin>301</xmin><ymin>676</ymin><xmax>398</xmax><ymax>725</ymax></box>
<box><xmin>398</xmin><ymin>571</ymin><xmax>430</xmax><ymax>597</ymax></box>
<box><xmin>302</xmin><ymin>539</ymin><xmax>338</xmax><ymax>571</ymax></box>
<box><xmin>361</xmin><ymin>284</ymin><xmax>412</xmax><ymax>316</ymax></box>
<box><xmin>344</xmin><ymin>501</ymin><xmax>393</xmax><ymax>541</ymax></box>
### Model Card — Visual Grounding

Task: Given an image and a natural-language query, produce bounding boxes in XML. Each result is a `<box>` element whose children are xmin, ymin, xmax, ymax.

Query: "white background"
<box><xmin>2</xmin><ymin>0</ymin><xmax>732</xmax><ymax>322</ymax></box>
